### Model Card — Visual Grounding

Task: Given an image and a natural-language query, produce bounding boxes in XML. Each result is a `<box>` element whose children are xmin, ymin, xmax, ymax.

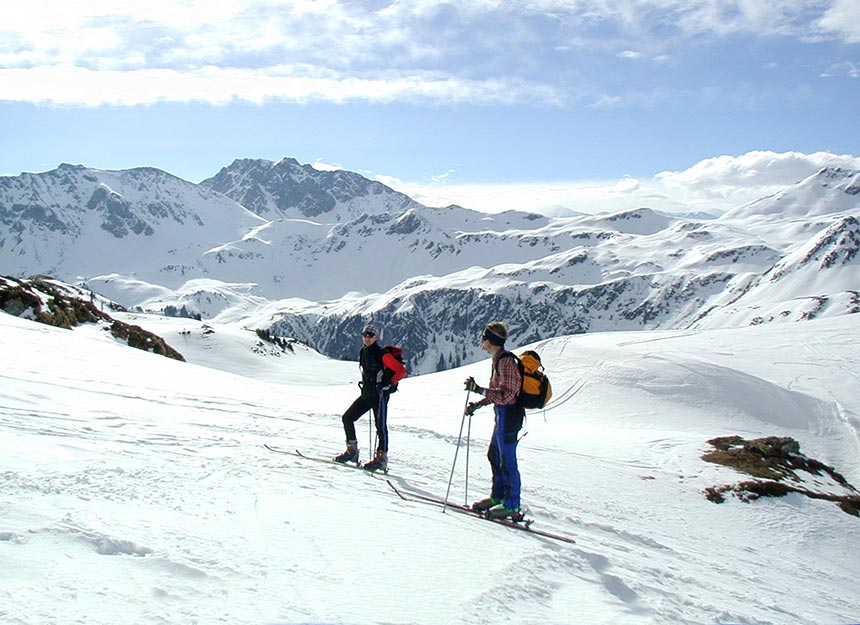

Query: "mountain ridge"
<box><xmin>2</xmin><ymin>159</ymin><xmax>858</xmax><ymax>373</ymax></box>
<box><xmin>200</xmin><ymin>157</ymin><xmax>423</xmax><ymax>221</ymax></box>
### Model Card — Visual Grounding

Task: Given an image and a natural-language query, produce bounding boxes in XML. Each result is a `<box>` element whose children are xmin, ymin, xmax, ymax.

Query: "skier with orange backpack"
<box><xmin>463</xmin><ymin>321</ymin><xmax>527</xmax><ymax>521</ymax></box>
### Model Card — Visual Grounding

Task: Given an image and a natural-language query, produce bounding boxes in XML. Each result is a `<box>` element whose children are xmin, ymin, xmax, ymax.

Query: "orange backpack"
<box><xmin>517</xmin><ymin>350</ymin><xmax>552</xmax><ymax>409</ymax></box>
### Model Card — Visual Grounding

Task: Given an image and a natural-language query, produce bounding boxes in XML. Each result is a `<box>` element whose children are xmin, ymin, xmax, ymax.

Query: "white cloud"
<box><xmin>373</xmin><ymin>174</ymin><xmax>404</xmax><ymax>189</ymax></box>
<box><xmin>655</xmin><ymin>150</ymin><xmax>860</xmax><ymax>193</ymax></box>
<box><xmin>821</xmin><ymin>61</ymin><xmax>860</xmax><ymax>79</ymax></box>
<box><xmin>431</xmin><ymin>170</ymin><xmax>456</xmax><ymax>184</ymax></box>
<box><xmin>0</xmin><ymin>64</ymin><xmax>563</xmax><ymax>106</ymax></box>
<box><xmin>1</xmin><ymin>1</ymin><xmax>855</xmax><ymax>107</ymax></box>
<box><xmin>384</xmin><ymin>151</ymin><xmax>860</xmax><ymax>216</ymax></box>
<box><xmin>520</xmin><ymin>0</ymin><xmax>853</xmax><ymax>42</ymax></box>
<box><xmin>311</xmin><ymin>159</ymin><xmax>343</xmax><ymax>172</ymax></box>
<box><xmin>385</xmin><ymin>177</ymin><xmax>676</xmax><ymax>215</ymax></box>
<box><xmin>614</xmin><ymin>176</ymin><xmax>641</xmax><ymax>193</ymax></box>
<box><xmin>818</xmin><ymin>0</ymin><xmax>860</xmax><ymax>43</ymax></box>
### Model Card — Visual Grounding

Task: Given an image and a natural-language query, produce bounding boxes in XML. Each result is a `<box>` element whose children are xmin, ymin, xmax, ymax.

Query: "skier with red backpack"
<box><xmin>334</xmin><ymin>324</ymin><xmax>407</xmax><ymax>472</ymax></box>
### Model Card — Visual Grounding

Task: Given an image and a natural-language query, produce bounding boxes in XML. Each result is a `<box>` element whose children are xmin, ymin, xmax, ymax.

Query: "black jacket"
<box><xmin>359</xmin><ymin>342</ymin><xmax>390</xmax><ymax>400</ymax></box>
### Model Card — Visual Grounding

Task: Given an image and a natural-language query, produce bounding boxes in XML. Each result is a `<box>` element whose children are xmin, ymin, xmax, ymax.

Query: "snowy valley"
<box><xmin>1</xmin><ymin>293</ymin><xmax>859</xmax><ymax>625</ymax></box>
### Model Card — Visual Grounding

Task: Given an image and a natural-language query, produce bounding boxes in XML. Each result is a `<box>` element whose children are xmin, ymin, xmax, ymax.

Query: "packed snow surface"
<box><xmin>1</xmin><ymin>311</ymin><xmax>859</xmax><ymax>625</ymax></box>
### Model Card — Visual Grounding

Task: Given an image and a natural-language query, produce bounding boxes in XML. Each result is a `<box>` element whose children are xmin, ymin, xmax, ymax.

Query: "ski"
<box><xmin>264</xmin><ymin>444</ymin><xmax>363</xmax><ymax>468</ymax></box>
<box><xmin>263</xmin><ymin>445</ymin><xmax>391</xmax><ymax>475</ymax></box>
<box><xmin>386</xmin><ymin>480</ymin><xmax>575</xmax><ymax>544</ymax></box>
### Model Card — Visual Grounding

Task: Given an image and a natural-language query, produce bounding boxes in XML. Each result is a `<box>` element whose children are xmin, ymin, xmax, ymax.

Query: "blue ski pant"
<box><xmin>487</xmin><ymin>404</ymin><xmax>522</xmax><ymax>510</ymax></box>
<box><xmin>342</xmin><ymin>392</ymin><xmax>389</xmax><ymax>452</ymax></box>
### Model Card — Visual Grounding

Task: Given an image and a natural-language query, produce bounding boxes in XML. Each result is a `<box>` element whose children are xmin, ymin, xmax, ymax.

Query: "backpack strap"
<box><xmin>493</xmin><ymin>350</ymin><xmax>522</xmax><ymax>376</ymax></box>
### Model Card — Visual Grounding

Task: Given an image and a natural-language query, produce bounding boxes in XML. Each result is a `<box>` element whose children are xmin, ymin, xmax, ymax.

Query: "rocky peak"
<box><xmin>200</xmin><ymin>157</ymin><xmax>420</xmax><ymax>221</ymax></box>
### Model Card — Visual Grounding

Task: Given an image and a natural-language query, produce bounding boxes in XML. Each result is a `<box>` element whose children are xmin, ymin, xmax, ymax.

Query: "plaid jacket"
<box><xmin>476</xmin><ymin>350</ymin><xmax>521</xmax><ymax>407</ymax></box>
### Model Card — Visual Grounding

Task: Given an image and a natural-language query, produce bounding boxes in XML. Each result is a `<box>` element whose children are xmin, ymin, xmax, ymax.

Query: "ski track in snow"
<box><xmin>2</xmin><ymin>312</ymin><xmax>860</xmax><ymax>625</ymax></box>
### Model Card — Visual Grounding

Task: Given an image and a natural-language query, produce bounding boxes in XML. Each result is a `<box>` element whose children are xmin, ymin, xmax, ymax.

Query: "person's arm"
<box><xmin>482</xmin><ymin>356</ymin><xmax>521</xmax><ymax>406</ymax></box>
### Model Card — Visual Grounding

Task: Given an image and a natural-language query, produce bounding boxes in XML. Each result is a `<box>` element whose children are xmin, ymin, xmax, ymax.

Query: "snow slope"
<box><xmin>1</xmin><ymin>311</ymin><xmax>859</xmax><ymax>625</ymax></box>
<box><xmin>109</xmin><ymin>311</ymin><xmax>357</xmax><ymax>386</ymax></box>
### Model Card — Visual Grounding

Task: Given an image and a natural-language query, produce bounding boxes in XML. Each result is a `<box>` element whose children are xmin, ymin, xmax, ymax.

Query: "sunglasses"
<box><xmin>481</xmin><ymin>332</ymin><xmax>490</xmax><ymax>341</ymax></box>
<box><xmin>362</xmin><ymin>331</ymin><xmax>377</xmax><ymax>338</ymax></box>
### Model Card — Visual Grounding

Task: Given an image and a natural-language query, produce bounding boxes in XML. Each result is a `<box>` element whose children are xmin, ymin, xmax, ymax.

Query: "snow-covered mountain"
<box><xmin>694</xmin><ymin>214</ymin><xmax>860</xmax><ymax>328</ymax></box>
<box><xmin>235</xmin><ymin>170</ymin><xmax>860</xmax><ymax>373</ymax></box>
<box><xmin>723</xmin><ymin>167</ymin><xmax>860</xmax><ymax>220</ymax></box>
<box><xmin>0</xmin><ymin>163</ymin><xmax>265</xmax><ymax>285</ymax></box>
<box><xmin>2</xmin><ymin>161</ymin><xmax>858</xmax><ymax>374</ymax></box>
<box><xmin>200</xmin><ymin>157</ymin><xmax>423</xmax><ymax>221</ymax></box>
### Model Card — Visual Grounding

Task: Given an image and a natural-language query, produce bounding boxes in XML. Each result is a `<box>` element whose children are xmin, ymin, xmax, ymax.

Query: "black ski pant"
<box><xmin>342</xmin><ymin>392</ymin><xmax>390</xmax><ymax>453</ymax></box>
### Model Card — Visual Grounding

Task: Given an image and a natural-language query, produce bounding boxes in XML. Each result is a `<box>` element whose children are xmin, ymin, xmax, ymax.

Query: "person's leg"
<box><xmin>336</xmin><ymin>396</ymin><xmax>371</xmax><ymax>462</ymax></box>
<box><xmin>491</xmin><ymin>405</ymin><xmax>522</xmax><ymax>511</ymax></box>
<box><xmin>497</xmin><ymin>433</ymin><xmax>521</xmax><ymax>510</ymax></box>
<box><xmin>489</xmin><ymin>421</ymin><xmax>505</xmax><ymax>501</ymax></box>
<box><xmin>374</xmin><ymin>392</ymin><xmax>389</xmax><ymax>453</ymax></box>
<box><xmin>341</xmin><ymin>396</ymin><xmax>370</xmax><ymax>442</ymax></box>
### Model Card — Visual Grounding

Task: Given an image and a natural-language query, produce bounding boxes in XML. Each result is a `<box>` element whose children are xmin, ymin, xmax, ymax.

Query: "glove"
<box><xmin>465</xmin><ymin>402</ymin><xmax>481</xmax><ymax>417</ymax></box>
<box><xmin>464</xmin><ymin>377</ymin><xmax>483</xmax><ymax>394</ymax></box>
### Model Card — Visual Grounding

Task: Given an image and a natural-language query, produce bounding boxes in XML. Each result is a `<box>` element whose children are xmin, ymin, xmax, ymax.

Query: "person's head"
<box><xmin>361</xmin><ymin>324</ymin><xmax>380</xmax><ymax>345</ymax></box>
<box><xmin>481</xmin><ymin>322</ymin><xmax>507</xmax><ymax>353</ymax></box>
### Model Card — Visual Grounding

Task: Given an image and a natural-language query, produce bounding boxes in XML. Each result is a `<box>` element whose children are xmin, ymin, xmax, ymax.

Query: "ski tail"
<box><xmin>385</xmin><ymin>480</ymin><xmax>575</xmax><ymax>544</ymax></box>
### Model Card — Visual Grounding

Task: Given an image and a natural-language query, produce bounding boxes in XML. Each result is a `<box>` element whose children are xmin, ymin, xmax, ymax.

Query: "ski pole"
<box><xmin>377</xmin><ymin>391</ymin><xmax>387</xmax><ymax>458</ymax></box>
<box><xmin>465</xmin><ymin>406</ymin><xmax>472</xmax><ymax>507</ymax></box>
<box><xmin>444</xmin><ymin>389</ymin><xmax>471</xmax><ymax>513</ymax></box>
<box><xmin>370</xmin><ymin>389</ymin><xmax>383</xmax><ymax>460</ymax></box>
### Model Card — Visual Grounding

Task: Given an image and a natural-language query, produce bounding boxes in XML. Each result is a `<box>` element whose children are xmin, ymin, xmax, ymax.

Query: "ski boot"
<box><xmin>485</xmin><ymin>504</ymin><xmax>525</xmax><ymax>522</ymax></box>
<box><xmin>471</xmin><ymin>497</ymin><xmax>501</xmax><ymax>512</ymax></box>
<box><xmin>334</xmin><ymin>441</ymin><xmax>359</xmax><ymax>465</ymax></box>
<box><xmin>363</xmin><ymin>450</ymin><xmax>388</xmax><ymax>473</ymax></box>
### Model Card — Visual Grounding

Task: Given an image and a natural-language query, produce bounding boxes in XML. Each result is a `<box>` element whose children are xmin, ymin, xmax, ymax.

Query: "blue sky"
<box><xmin>2</xmin><ymin>0</ymin><xmax>859</xmax><ymax>215</ymax></box>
